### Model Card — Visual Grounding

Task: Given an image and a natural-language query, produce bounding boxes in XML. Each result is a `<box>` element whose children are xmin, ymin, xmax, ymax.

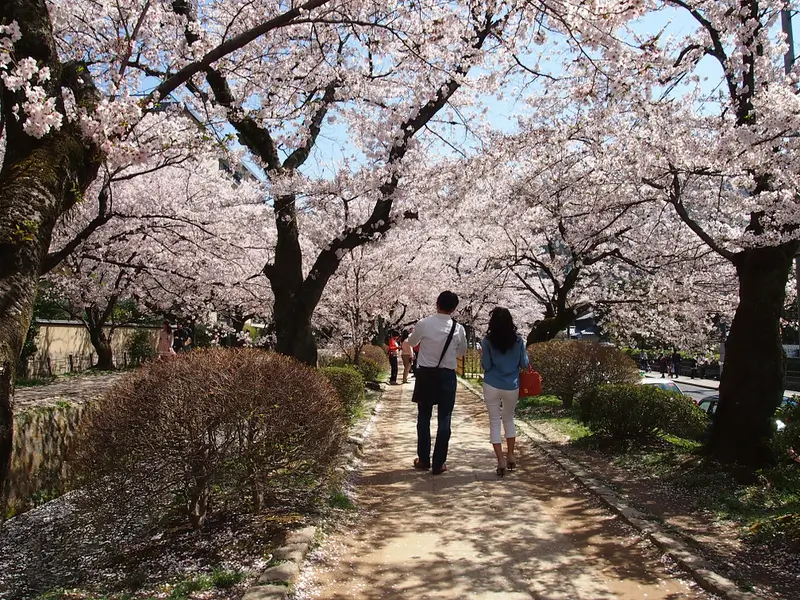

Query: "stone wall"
<box><xmin>28</xmin><ymin>321</ymin><xmax>159</xmax><ymax>376</ymax></box>
<box><xmin>6</xmin><ymin>373</ymin><xmax>120</xmax><ymax>518</ymax></box>
<box><xmin>6</xmin><ymin>402</ymin><xmax>87</xmax><ymax>516</ymax></box>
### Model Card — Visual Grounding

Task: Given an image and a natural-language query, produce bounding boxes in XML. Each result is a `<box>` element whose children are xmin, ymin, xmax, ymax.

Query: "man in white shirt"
<box><xmin>408</xmin><ymin>291</ymin><xmax>467</xmax><ymax>475</ymax></box>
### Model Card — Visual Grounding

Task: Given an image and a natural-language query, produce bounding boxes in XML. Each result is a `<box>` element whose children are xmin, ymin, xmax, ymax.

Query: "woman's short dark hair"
<box><xmin>486</xmin><ymin>307</ymin><xmax>518</xmax><ymax>354</ymax></box>
<box><xmin>436</xmin><ymin>291</ymin><xmax>459</xmax><ymax>313</ymax></box>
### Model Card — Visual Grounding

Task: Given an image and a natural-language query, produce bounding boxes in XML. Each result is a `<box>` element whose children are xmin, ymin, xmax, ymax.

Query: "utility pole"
<box><xmin>783</xmin><ymin>7</ymin><xmax>800</xmax><ymax>348</ymax></box>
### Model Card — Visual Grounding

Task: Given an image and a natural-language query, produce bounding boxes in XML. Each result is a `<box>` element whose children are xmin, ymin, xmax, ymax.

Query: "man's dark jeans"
<box><xmin>389</xmin><ymin>355</ymin><xmax>399</xmax><ymax>382</ymax></box>
<box><xmin>416</xmin><ymin>368</ymin><xmax>457</xmax><ymax>468</ymax></box>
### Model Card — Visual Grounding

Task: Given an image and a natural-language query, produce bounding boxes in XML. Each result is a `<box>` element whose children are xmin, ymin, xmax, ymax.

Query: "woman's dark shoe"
<box><xmin>496</xmin><ymin>466</ymin><xmax>506</xmax><ymax>477</ymax></box>
<box><xmin>507</xmin><ymin>453</ymin><xmax>516</xmax><ymax>471</ymax></box>
<box><xmin>413</xmin><ymin>458</ymin><xmax>430</xmax><ymax>470</ymax></box>
<box><xmin>432</xmin><ymin>464</ymin><xmax>448</xmax><ymax>475</ymax></box>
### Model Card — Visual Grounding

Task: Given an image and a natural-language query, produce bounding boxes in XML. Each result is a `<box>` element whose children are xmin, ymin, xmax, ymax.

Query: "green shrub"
<box><xmin>749</xmin><ymin>512</ymin><xmax>800</xmax><ymax>550</ymax></box>
<box><xmin>321</xmin><ymin>366</ymin><xmax>365</xmax><ymax>419</ymax></box>
<box><xmin>323</xmin><ymin>352</ymin><xmax>382</xmax><ymax>382</ymax></box>
<box><xmin>578</xmin><ymin>383</ymin><xmax>708</xmax><ymax>442</ymax></box>
<box><xmin>353</xmin><ymin>357</ymin><xmax>381</xmax><ymax>382</ymax></box>
<box><xmin>193</xmin><ymin>323</ymin><xmax>213</xmax><ymax>348</ymax></box>
<box><xmin>125</xmin><ymin>328</ymin><xmax>156</xmax><ymax>364</ymax></box>
<box><xmin>359</xmin><ymin>344</ymin><xmax>390</xmax><ymax>373</ymax></box>
<box><xmin>528</xmin><ymin>341</ymin><xmax>639</xmax><ymax>408</ymax></box>
<box><xmin>75</xmin><ymin>349</ymin><xmax>346</xmax><ymax>529</ymax></box>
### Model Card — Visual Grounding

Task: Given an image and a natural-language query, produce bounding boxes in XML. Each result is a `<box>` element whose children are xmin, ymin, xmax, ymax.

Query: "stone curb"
<box><xmin>239</xmin><ymin>385</ymin><xmax>385</xmax><ymax>600</ymax></box>
<box><xmin>458</xmin><ymin>378</ymin><xmax>762</xmax><ymax>600</ymax></box>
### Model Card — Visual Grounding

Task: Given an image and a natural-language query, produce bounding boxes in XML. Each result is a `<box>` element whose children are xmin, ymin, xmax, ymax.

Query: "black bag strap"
<box><xmin>436</xmin><ymin>320</ymin><xmax>457</xmax><ymax>368</ymax></box>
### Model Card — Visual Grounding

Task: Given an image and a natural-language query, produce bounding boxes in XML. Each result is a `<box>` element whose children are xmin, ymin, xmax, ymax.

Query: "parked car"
<box><xmin>640</xmin><ymin>377</ymin><xmax>685</xmax><ymax>396</ymax></box>
<box><xmin>696</xmin><ymin>394</ymin><xmax>797</xmax><ymax>431</ymax></box>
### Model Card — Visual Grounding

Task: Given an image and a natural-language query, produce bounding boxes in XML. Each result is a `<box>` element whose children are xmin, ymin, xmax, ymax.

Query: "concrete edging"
<box><xmin>458</xmin><ymin>378</ymin><xmax>762</xmax><ymax>600</ymax></box>
<box><xmin>240</xmin><ymin>385</ymin><xmax>385</xmax><ymax>600</ymax></box>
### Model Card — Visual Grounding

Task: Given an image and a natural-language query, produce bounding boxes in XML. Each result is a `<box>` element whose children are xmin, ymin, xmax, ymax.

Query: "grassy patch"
<box><xmin>348</xmin><ymin>402</ymin><xmax>369</xmax><ymax>423</ymax></box>
<box><xmin>516</xmin><ymin>395</ymin><xmax>592</xmax><ymax>442</ymax></box>
<box><xmin>605</xmin><ymin>437</ymin><xmax>800</xmax><ymax>548</ymax></box>
<box><xmin>517</xmin><ymin>394</ymin><xmax>566</xmax><ymax>417</ymax></box>
<box><xmin>328</xmin><ymin>490</ymin><xmax>355</xmax><ymax>510</ymax></box>
<box><xmin>209</xmin><ymin>568</ymin><xmax>247</xmax><ymax>589</ymax></box>
<box><xmin>31</xmin><ymin>569</ymin><xmax>247</xmax><ymax>600</ymax></box>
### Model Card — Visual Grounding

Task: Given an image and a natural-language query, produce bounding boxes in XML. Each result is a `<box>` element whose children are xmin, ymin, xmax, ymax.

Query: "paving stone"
<box><xmin>272</xmin><ymin>548</ymin><xmax>304</xmax><ymax>563</ymax></box>
<box><xmin>285</xmin><ymin>525</ymin><xmax>316</xmax><ymax>545</ymax></box>
<box><xmin>273</xmin><ymin>542</ymin><xmax>309</xmax><ymax>557</ymax></box>
<box><xmin>257</xmin><ymin>561</ymin><xmax>300</xmax><ymax>585</ymax></box>
<box><xmin>240</xmin><ymin>584</ymin><xmax>288</xmax><ymax>600</ymax></box>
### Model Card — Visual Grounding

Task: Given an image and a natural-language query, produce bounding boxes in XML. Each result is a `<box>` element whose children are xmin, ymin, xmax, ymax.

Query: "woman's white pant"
<box><xmin>483</xmin><ymin>383</ymin><xmax>518</xmax><ymax>444</ymax></box>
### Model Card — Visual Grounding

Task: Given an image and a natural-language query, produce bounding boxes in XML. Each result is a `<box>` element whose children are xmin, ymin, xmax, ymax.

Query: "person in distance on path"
<box><xmin>387</xmin><ymin>330</ymin><xmax>401</xmax><ymax>385</ymax></box>
<box><xmin>409</xmin><ymin>291</ymin><xmax>467</xmax><ymax>475</ymax></box>
<box><xmin>400</xmin><ymin>330</ymin><xmax>414</xmax><ymax>384</ymax></box>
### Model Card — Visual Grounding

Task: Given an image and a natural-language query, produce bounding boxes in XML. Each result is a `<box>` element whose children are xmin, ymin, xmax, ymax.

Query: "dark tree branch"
<box><xmin>152</xmin><ymin>0</ymin><xmax>334</xmax><ymax>103</ymax></box>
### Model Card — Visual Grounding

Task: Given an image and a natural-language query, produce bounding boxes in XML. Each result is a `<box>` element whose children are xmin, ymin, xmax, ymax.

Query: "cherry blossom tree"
<box><xmin>175</xmin><ymin>1</ymin><xmax>531</xmax><ymax>365</ymax></box>
<box><xmin>45</xmin><ymin>156</ymin><xmax>271</xmax><ymax>369</ymax></box>
<box><xmin>562</xmin><ymin>0</ymin><xmax>800</xmax><ymax>466</ymax></box>
<box><xmin>0</xmin><ymin>0</ymin><xmax>345</xmax><ymax>498</ymax></box>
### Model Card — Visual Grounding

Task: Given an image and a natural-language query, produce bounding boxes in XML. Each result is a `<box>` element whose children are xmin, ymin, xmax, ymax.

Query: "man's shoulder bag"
<box><xmin>411</xmin><ymin>320</ymin><xmax>457</xmax><ymax>405</ymax></box>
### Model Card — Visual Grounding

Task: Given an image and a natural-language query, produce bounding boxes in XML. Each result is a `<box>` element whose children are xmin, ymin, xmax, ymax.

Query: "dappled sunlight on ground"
<box><xmin>294</xmin><ymin>384</ymin><xmax>713</xmax><ymax>600</ymax></box>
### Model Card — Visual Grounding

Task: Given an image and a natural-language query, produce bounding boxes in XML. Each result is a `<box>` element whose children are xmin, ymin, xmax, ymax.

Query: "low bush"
<box><xmin>749</xmin><ymin>512</ymin><xmax>800</xmax><ymax>550</ymax></box>
<box><xmin>318</xmin><ymin>350</ymin><xmax>345</xmax><ymax>368</ymax></box>
<box><xmin>359</xmin><ymin>344</ymin><xmax>390</xmax><ymax>373</ymax></box>
<box><xmin>578</xmin><ymin>383</ymin><xmax>708</xmax><ymax>443</ymax></box>
<box><xmin>321</xmin><ymin>366</ymin><xmax>365</xmax><ymax>420</ymax></box>
<box><xmin>527</xmin><ymin>341</ymin><xmax>639</xmax><ymax>408</ymax></box>
<box><xmin>75</xmin><ymin>349</ymin><xmax>346</xmax><ymax>529</ymax></box>
<box><xmin>352</xmin><ymin>357</ymin><xmax>381</xmax><ymax>382</ymax></box>
<box><xmin>324</xmin><ymin>355</ymin><xmax>380</xmax><ymax>382</ymax></box>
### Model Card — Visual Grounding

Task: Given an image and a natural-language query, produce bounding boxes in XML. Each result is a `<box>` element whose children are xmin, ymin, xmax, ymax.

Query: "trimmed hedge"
<box><xmin>326</xmin><ymin>355</ymin><xmax>381</xmax><ymax>383</ymax></box>
<box><xmin>321</xmin><ymin>366</ymin><xmax>365</xmax><ymax>420</ymax></box>
<box><xmin>578</xmin><ymin>383</ymin><xmax>708</xmax><ymax>442</ymax></box>
<box><xmin>360</xmin><ymin>345</ymin><xmax>390</xmax><ymax>373</ymax></box>
<box><xmin>527</xmin><ymin>341</ymin><xmax>639</xmax><ymax>408</ymax></box>
<box><xmin>76</xmin><ymin>349</ymin><xmax>346</xmax><ymax>529</ymax></box>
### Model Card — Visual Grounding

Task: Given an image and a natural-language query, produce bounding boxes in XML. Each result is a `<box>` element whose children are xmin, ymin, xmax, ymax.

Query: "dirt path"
<box><xmin>294</xmin><ymin>382</ymin><xmax>714</xmax><ymax>600</ymax></box>
<box><xmin>14</xmin><ymin>373</ymin><xmax>123</xmax><ymax>410</ymax></box>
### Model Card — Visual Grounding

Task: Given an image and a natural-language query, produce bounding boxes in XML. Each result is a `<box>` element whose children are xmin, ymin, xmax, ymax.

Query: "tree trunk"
<box><xmin>527</xmin><ymin>307</ymin><xmax>578</xmax><ymax>345</ymax></box>
<box><xmin>273</xmin><ymin>293</ymin><xmax>317</xmax><ymax>366</ymax></box>
<box><xmin>85</xmin><ymin>306</ymin><xmax>115</xmax><ymax>371</ymax></box>
<box><xmin>0</xmin><ymin>0</ymin><xmax>103</xmax><ymax>502</ymax></box>
<box><xmin>89</xmin><ymin>328</ymin><xmax>115</xmax><ymax>371</ymax></box>
<box><xmin>0</xmin><ymin>137</ymin><xmax>101</xmax><ymax>503</ymax></box>
<box><xmin>706</xmin><ymin>243</ymin><xmax>797</xmax><ymax>468</ymax></box>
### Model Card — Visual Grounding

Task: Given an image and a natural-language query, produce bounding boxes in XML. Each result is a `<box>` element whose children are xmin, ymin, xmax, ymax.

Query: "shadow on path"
<box><xmin>295</xmin><ymin>383</ymin><xmax>712</xmax><ymax>600</ymax></box>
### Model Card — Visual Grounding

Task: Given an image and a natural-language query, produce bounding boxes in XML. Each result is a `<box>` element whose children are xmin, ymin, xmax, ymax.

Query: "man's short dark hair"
<box><xmin>436</xmin><ymin>291</ymin><xmax>459</xmax><ymax>313</ymax></box>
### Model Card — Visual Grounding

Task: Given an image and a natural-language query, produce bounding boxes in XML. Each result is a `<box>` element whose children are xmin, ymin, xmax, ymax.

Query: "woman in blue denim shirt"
<box><xmin>481</xmin><ymin>307</ymin><xmax>529</xmax><ymax>476</ymax></box>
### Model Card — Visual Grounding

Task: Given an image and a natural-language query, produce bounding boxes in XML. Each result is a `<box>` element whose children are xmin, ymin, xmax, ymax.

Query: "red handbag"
<box><xmin>519</xmin><ymin>367</ymin><xmax>542</xmax><ymax>398</ymax></box>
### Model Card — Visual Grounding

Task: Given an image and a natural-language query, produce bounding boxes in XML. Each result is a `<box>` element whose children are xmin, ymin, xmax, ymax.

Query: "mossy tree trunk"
<box><xmin>0</xmin><ymin>0</ymin><xmax>102</xmax><ymax>505</ymax></box>
<box><xmin>707</xmin><ymin>243</ymin><xmax>798</xmax><ymax>467</ymax></box>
